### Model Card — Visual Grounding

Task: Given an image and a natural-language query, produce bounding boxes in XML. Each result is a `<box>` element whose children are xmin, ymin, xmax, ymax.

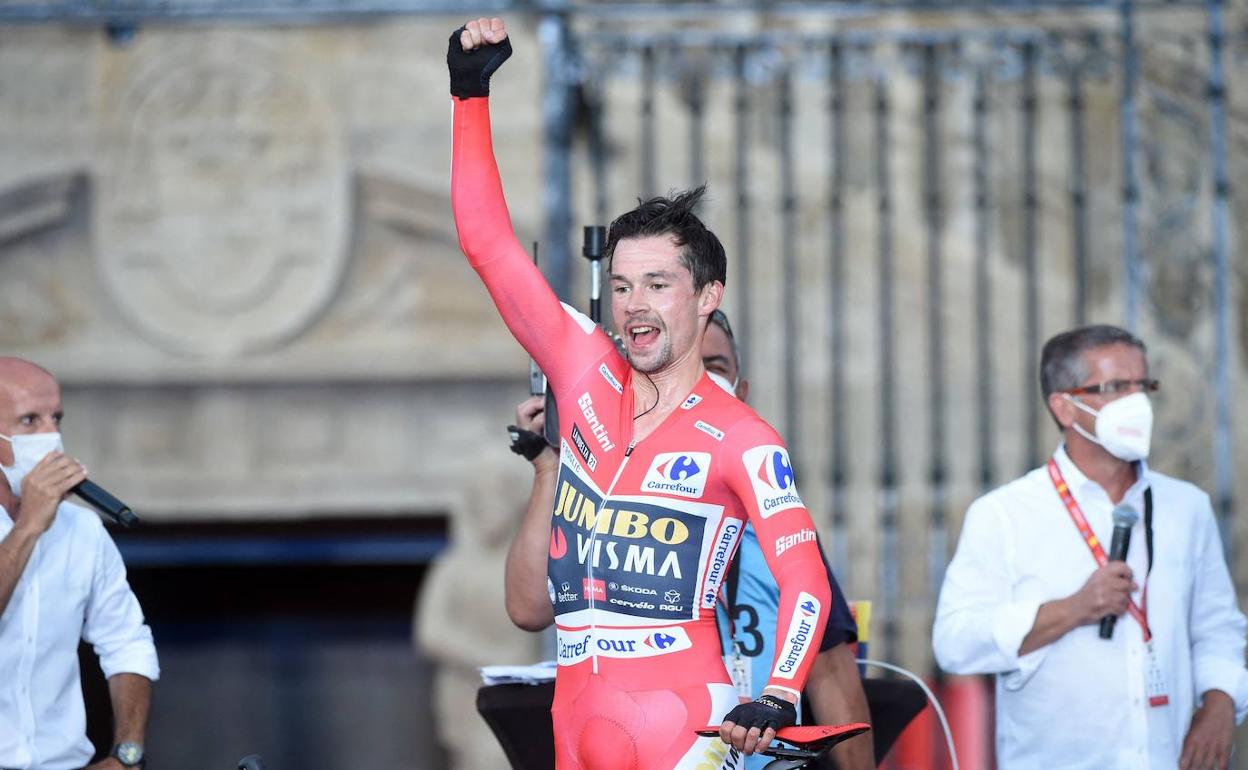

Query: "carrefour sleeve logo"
<box><xmin>772</xmin><ymin>591</ymin><xmax>821</xmax><ymax>680</ymax></box>
<box><xmin>642</xmin><ymin>452</ymin><xmax>712</xmax><ymax>499</ymax></box>
<box><xmin>741</xmin><ymin>445</ymin><xmax>804</xmax><ymax>518</ymax></box>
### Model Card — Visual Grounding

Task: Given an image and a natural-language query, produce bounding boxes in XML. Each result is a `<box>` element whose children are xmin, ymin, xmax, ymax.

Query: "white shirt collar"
<box><xmin>1052</xmin><ymin>443</ymin><xmax>1151</xmax><ymax>504</ymax></box>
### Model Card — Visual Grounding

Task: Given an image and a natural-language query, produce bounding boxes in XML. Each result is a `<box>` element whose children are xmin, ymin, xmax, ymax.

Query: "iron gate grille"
<box><xmin>539</xmin><ymin>4</ymin><xmax>1241</xmax><ymax>668</ymax></box>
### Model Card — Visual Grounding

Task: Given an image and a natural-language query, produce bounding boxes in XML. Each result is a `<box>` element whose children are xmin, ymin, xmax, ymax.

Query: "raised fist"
<box><xmin>447</xmin><ymin>17</ymin><xmax>512</xmax><ymax>99</ymax></box>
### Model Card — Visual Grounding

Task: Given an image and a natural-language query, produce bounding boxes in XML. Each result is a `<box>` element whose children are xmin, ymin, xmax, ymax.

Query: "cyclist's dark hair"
<box><xmin>605</xmin><ymin>185</ymin><xmax>727</xmax><ymax>292</ymax></box>
<box><xmin>1040</xmin><ymin>324</ymin><xmax>1147</xmax><ymax>427</ymax></box>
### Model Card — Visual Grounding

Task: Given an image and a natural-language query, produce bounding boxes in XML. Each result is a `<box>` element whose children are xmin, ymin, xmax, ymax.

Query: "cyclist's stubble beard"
<box><xmin>627</xmin><ymin>316</ymin><xmax>674</xmax><ymax>374</ymax></box>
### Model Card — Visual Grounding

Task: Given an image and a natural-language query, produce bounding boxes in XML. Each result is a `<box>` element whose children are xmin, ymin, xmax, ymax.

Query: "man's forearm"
<box><xmin>107</xmin><ymin>673</ymin><xmax>152</xmax><ymax>746</ymax></box>
<box><xmin>0</xmin><ymin>524</ymin><xmax>40</xmax><ymax>616</ymax></box>
<box><xmin>806</xmin><ymin>644</ymin><xmax>874</xmax><ymax>770</ymax></box>
<box><xmin>504</xmin><ymin>458</ymin><xmax>558</xmax><ymax>631</ymax></box>
<box><xmin>1018</xmin><ymin>596</ymin><xmax>1081</xmax><ymax>656</ymax></box>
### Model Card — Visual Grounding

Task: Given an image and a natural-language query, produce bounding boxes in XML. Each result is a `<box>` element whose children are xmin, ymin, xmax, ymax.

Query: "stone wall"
<box><xmin>0</xmin><ymin>21</ymin><xmax>547</xmax><ymax>520</ymax></box>
<box><xmin>0</xmin><ymin>23</ymin><xmax>549</xmax><ymax>770</ymax></box>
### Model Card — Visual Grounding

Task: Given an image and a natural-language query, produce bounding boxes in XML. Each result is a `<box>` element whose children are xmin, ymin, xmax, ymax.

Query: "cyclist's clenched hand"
<box><xmin>448</xmin><ymin>17</ymin><xmax>512</xmax><ymax>98</ymax></box>
<box><xmin>719</xmin><ymin>693</ymin><xmax>797</xmax><ymax>755</ymax></box>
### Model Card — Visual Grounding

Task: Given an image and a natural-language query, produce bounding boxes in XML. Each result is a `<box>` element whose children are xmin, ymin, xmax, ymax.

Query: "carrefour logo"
<box><xmin>555</xmin><ymin>627</ymin><xmax>692</xmax><ymax>665</ymax></box>
<box><xmin>742</xmin><ymin>445</ymin><xmax>804</xmax><ymax>517</ymax></box>
<box><xmin>645</xmin><ymin>632</ymin><xmax>677</xmax><ymax>650</ymax></box>
<box><xmin>666</xmin><ymin>455</ymin><xmax>702</xmax><ymax>480</ymax></box>
<box><xmin>599</xmin><ymin>363</ymin><xmax>624</xmax><ymax>394</ymax></box>
<box><xmin>642</xmin><ymin>451</ymin><xmax>711</xmax><ymax>499</ymax></box>
<box><xmin>773</xmin><ymin>591</ymin><xmax>821</xmax><ymax>680</ymax></box>
<box><xmin>694</xmin><ymin>420</ymin><xmax>725</xmax><ymax>442</ymax></box>
<box><xmin>701</xmin><ymin>518</ymin><xmax>743</xmax><ymax>609</ymax></box>
<box><xmin>758</xmin><ymin>450</ymin><xmax>794</xmax><ymax>491</ymax></box>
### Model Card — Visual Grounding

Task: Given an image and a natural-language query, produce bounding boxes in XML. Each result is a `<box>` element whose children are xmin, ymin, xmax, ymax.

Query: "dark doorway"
<box><xmin>82</xmin><ymin>517</ymin><xmax>449</xmax><ymax>770</ymax></box>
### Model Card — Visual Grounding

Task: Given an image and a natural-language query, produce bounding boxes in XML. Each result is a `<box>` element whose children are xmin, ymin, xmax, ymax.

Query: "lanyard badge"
<box><xmin>730</xmin><ymin>643</ymin><xmax>752</xmax><ymax>701</ymax></box>
<box><xmin>1047</xmin><ymin>458</ymin><xmax>1168</xmax><ymax>708</ymax></box>
<box><xmin>1145</xmin><ymin>640</ymin><xmax>1169</xmax><ymax>707</ymax></box>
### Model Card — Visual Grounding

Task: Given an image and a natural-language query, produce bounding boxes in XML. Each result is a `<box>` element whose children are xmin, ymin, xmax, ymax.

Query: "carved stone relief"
<box><xmin>0</xmin><ymin>25</ymin><xmax>531</xmax><ymax>381</ymax></box>
<box><xmin>93</xmin><ymin>37</ymin><xmax>349</xmax><ymax>356</ymax></box>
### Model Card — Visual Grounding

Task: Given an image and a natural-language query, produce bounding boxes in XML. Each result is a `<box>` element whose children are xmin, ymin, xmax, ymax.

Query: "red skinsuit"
<box><xmin>451</xmin><ymin>95</ymin><xmax>832</xmax><ymax>770</ymax></box>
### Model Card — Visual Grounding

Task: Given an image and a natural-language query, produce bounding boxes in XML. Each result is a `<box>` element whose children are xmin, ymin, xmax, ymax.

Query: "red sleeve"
<box><xmin>450</xmin><ymin>96</ymin><xmax>610</xmax><ymax>394</ymax></box>
<box><xmin>721</xmin><ymin>419</ymin><xmax>832</xmax><ymax>699</ymax></box>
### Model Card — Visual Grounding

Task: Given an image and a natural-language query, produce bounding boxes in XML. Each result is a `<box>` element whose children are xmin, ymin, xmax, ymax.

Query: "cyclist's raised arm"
<box><xmin>449</xmin><ymin>18</ymin><xmax>609</xmax><ymax>394</ymax></box>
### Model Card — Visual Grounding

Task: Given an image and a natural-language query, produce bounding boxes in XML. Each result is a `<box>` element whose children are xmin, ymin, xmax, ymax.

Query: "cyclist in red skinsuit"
<box><xmin>449</xmin><ymin>18</ymin><xmax>832</xmax><ymax>769</ymax></box>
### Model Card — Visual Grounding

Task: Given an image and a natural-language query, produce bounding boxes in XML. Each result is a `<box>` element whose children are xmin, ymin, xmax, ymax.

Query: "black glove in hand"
<box><xmin>507</xmin><ymin>425</ymin><xmax>550</xmax><ymax>462</ymax></box>
<box><xmin>447</xmin><ymin>27</ymin><xmax>513</xmax><ymax>98</ymax></box>
<box><xmin>723</xmin><ymin>694</ymin><xmax>797</xmax><ymax>734</ymax></box>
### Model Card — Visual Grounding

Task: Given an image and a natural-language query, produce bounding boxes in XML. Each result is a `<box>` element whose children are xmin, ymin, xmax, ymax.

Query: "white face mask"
<box><xmin>0</xmin><ymin>432</ymin><xmax>64</xmax><ymax>496</ymax></box>
<box><xmin>707</xmin><ymin>371</ymin><xmax>737</xmax><ymax>396</ymax></box>
<box><xmin>1064</xmin><ymin>391</ymin><xmax>1153</xmax><ymax>461</ymax></box>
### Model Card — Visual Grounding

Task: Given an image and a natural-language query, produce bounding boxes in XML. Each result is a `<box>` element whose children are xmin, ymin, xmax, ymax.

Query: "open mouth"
<box><xmin>628</xmin><ymin>324</ymin><xmax>660</xmax><ymax>349</ymax></box>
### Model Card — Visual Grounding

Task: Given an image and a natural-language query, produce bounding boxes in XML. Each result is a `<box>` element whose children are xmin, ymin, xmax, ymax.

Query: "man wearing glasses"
<box><xmin>933</xmin><ymin>325</ymin><xmax>1247</xmax><ymax>770</ymax></box>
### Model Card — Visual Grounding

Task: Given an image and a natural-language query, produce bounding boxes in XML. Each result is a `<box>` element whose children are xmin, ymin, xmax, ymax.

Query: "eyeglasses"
<box><xmin>708</xmin><ymin>309</ymin><xmax>735</xmax><ymax>340</ymax></box>
<box><xmin>1065</xmin><ymin>378</ymin><xmax>1160</xmax><ymax>397</ymax></box>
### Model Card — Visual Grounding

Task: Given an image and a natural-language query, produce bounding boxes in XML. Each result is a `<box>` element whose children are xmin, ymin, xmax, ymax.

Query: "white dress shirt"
<box><xmin>0</xmin><ymin>502</ymin><xmax>159</xmax><ymax>770</ymax></box>
<box><xmin>933</xmin><ymin>446</ymin><xmax>1248</xmax><ymax>770</ymax></box>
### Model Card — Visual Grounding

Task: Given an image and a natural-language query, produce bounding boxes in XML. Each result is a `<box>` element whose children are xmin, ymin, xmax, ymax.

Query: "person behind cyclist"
<box><xmin>449</xmin><ymin>17</ymin><xmax>832</xmax><ymax>767</ymax></box>
<box><xmin>702</xmin><ymin>311</ymin><xmax>874</xmax><ymax>770</ymax></box>
<box><xmin>508</xmin><ymin>311</ymin><xmax>874</xmax><ymax>770</ymax></box>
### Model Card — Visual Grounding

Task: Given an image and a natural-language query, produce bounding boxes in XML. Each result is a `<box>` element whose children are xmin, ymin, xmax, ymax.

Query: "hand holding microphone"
<box><xmin>3</xmin><ymin>430</ymin><xmax>140</xmax><ymax>529</ymax></box>
<box><xmin>1098</xmin><ymin>504</ymin><xmax>1139</xmax><ymax>639</ymax></box>
<box><xmin>1071</xmin><ymin>504</ymin><xmax>1138</xmax><ymax>637</ymax></box>
<box><xmin>16</xmin><ymin>452</ymin><xmax>138</xmax><ymax>530</ymax></box>
<box><xmin>11</xmin><ymin>452</ymin><xmax>86</xmax><ymax>534</ymax></box>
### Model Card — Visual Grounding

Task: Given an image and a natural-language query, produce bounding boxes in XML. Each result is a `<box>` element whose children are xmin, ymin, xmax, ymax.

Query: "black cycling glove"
<box><xmin>507</xmin><ymin>425</ymin><xmax>550</xmax><ymax>462</ymax></box>
<box><xmin>447</xmin><ymin>27</ymin><xmax>513</xmax><ymax>99</ymax></box>
<box><xmin>722</xmin><ymin>694</ymin><xmax>797</xmax><ymax>734</ymax></box>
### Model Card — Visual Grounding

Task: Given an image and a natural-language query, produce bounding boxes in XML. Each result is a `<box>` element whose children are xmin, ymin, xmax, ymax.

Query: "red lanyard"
<box><xmin>1047</xmin><ymin>458</ymin><xmax>1151</xmax><ymax>641</ymax></box>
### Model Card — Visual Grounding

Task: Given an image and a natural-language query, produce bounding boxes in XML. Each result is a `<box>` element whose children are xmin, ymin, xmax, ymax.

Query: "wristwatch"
<box><xmin>111</xmin><ymin>741</ymin><xmax>146</xmax><ymax>768</ymax></box>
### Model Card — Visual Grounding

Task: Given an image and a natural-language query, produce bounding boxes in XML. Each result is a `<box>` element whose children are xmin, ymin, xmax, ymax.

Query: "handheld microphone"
<box><xmin>73</xmin><ymin>479</ymin><xmax>139</xmax><ymax>528</ymax></box>
<box><xmin>1099</xmin><ymin>503</ymin><xmax>1138</xmax><ymax>639</ymax></box>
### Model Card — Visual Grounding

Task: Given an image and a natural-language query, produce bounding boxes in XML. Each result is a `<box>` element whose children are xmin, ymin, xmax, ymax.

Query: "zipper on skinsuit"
<box><xmin>585</xmin><ymin>438</ymin><xmax>638</xmax><ymax>674</ymax></box>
